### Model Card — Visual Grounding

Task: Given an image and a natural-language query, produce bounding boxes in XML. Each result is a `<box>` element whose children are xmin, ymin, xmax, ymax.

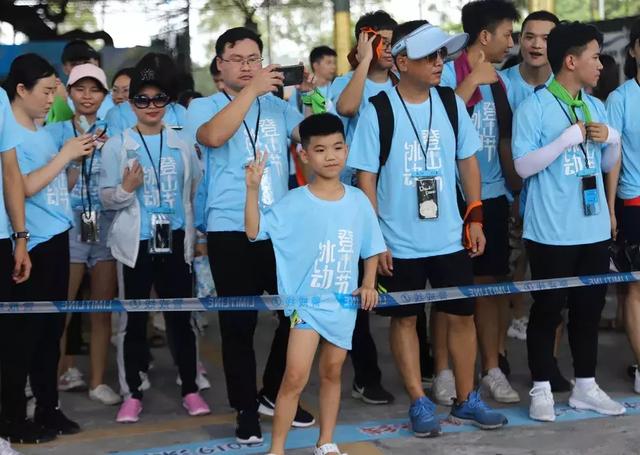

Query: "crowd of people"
<box><xmin>0</xmin><ymin>1</ymin><xmax>639</xmax><ymax>454</ymax></box>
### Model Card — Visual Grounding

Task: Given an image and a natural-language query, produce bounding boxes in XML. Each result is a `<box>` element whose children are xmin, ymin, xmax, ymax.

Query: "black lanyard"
<box><xmin>223</xmin><ymin>90</ymin><xmax>261</xmax><ymax>159</ymax></box>
<box><xmin>550</xmin><ymin>94</ymin><xmax>589</xmax><ymax>167</ymax></box>
<box><xmin>71</xmin><ymin>120</ymin><xmax>97</xmax><ymax>215</ymax></box>
<box><xmin>396</xmin><ymin>87</ymin><xmax>433</xmax><ymax>169</ymax></box>
<box><xmin>136</xmin><ymin>127</ymin><xmax>164</xmax><ymax>208</ymax></box>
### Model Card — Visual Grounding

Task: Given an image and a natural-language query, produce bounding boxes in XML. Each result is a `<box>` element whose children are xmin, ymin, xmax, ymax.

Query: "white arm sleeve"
<box><xmin>601</xmin><ymin>126</ymin><xmax>621</xmax><ymax>173</ymax></box>
<box><xmin>100</xmin><ymin>185</ymin><xmax>136</xmax><ymax>210</ymax></box>
<box><xmin>514</xmin><ymin>124</ymin><xmax>585</xmax><ymax>179</ymax></box>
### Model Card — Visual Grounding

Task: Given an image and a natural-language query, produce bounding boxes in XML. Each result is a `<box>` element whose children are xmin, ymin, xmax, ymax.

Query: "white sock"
<box><xmin>533</xmin><ymin>381</ymin><xmax>551</xmax><ymax>391</ymax></box>
<box><xmin>575</xmin><ymin>377</ymin><xmax>596</xmax><ymax>391</ymax></box>
<box><xmin>487</xmin><ymin>367</ymin><xmax>503</xmax><ymax>378</ymax></box>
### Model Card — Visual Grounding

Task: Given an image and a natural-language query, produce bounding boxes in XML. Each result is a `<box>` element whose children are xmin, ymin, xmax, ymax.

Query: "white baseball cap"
<box><xmin>391</xmin><ymin>23</ymin><xmax>468</xmax><ymax>60</ymax></box>
<box><xmin>67</xmin><ymin>63</ymin><xmax>109</xmax><ymax>91</ymax></box>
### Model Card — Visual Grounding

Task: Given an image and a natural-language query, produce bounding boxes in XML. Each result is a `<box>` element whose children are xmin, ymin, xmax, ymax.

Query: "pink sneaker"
<box><xmin>183</xmin><ymin>392</ymin><xmax>211</xmax><ymax>416</ymax></box>
<box><xmin>116</xmin><ymin>398</ymin><xmax>143</xmax><ymax>423</ymax></box>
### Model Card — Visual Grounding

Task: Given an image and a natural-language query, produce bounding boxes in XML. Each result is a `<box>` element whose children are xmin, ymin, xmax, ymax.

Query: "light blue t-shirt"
<box><xmin>328</xmin><ymin>72</ymin><xmax>393</xmax><ymax>145</ymax></box>
<box><xmin>607</xmin><ymin>79</ymin><xmax>640</xmax><ymax>200</ymax></box>
<box><xmin>16</xmin><ymin>126</ymin><xmax>73</xmax><ymax>250</ymax></box>
<box><xmin>45</xmin><ymin>119</ymin><xmax>107</xmax><ymax>212</ymax></box>
<box><xmin>105</xmin><ymin>102</ymin><xmax>187</xmax><ymax>137</ymax></box>
<box><xmin>100</xmin><ymin>129</ymin><xmax>186</xmax><ymax>240</ymax></box>
<box><xmin>348</xmin><ymin>87</ymin><xmax>482</xmax><ymax>259</ymax></box>
<box><xmin>186</xmin><ymin>92</ymin><xmax>303</xmax><ymax>232</ymax></box>
<box><xmin>257</xmin><ymin>185</ymin><xmax>385</xmax><ymax>350</ymax></box>
<box><xmin>0</xmin><ymin>88</ymin><xmax>23</xmax><ymax>239</ymax></box>
<box><xmin>442</xmin><ymin>62</ymin><xmax>511</xmax><ymax>200</ymax></box>
<box><xmin>500</xmin><ymin>64</ymin><xmax>553</xmax><ymax>110</ymax></box>
<box><xmin>512</xmin><ymin>88</ymin><xmax>610</xmax><ymax>245</ymax></box>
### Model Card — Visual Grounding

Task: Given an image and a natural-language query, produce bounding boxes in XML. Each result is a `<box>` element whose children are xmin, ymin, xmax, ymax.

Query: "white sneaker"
<box><xmin>634</xmin><ymin>370</ymin><xmax>640</xmax><ymax>394</ymax></box>
<box><xmin>139</xmin><ymin>371</ymin><xmax>151</xmax><ymax>391</ymax></box>
<box><xmin>529</xmin><ymin>385</ymin><xmax>555</xmax><ymax>422</ymax></box>
<box><xmin>176</xmin><ymin>372</ymin><xmax>211</xmax><ymax>391</ymax></box>
<box><xmin>58</xmin><ymin>367</ymin><xmax>87</xmax><ymax>391</ymax></box>
<box><xmin>569</xmin><ymin>383</ymin><xmax>626</xmax><ymax>416</ymax></box>
<box><xmin>25</xmin><ymin>378</ymin><xmax>33</xmax><ymax>399</ymax></box>
<box><xmin>89</xmin><ymin>384</ymin><xmax>122</xmax><ymax>405</ymax></box>
<box><xmin>432</xmin><ymin>369</ymin><xmax>456</xmax><ymax>406</ymax></box>
<box><xmin>507</xmin><ymin>317</ymin><xmax>528</xmax><ymax>341</ymax></box>
<box><xmin>0</xmin><ymin>437</ymin><xmax>22</xmax><ymax>455</ymax></box>
<box><xmin>152</xmin><ymin>312</ymin><xmax>166</xmax><ymax>332</ymax></box>
<box><xmin>481</xmin><ymin>369</ymin><xmax>520</xmax><ymax>403</ymax></box>
<box><xmin>26</xmin><ymin>397</ymin><xmax>35</xmax><ymax>420</ymax></box>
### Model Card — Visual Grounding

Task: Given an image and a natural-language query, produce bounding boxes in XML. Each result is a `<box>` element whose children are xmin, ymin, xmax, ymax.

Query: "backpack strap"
<box><xmin>490</xmin><ymin>79</ymin><xmax>513</xmax><ymax>140</ymax></box>
<box><xmin>369</xmin><ymin>91</ymin><xmax>394</xmax><ymax>172</ymax></box>
<box><xmin>434</xmin><ymin>85</ymin><xmax>458</xmax><ymax>148</ymax></box>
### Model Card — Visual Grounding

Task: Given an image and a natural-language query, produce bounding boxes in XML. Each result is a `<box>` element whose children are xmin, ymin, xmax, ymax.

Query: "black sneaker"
<box><xmin>550</xmin><ymin>360</ymin><xmax>571</xmax><ymax>393</ymax></box>
<box><xmin>499</xmin><ymin>352</ymin><xmax>511</xmax><ymax>378</ymax></box>
<box><xmin>257</xmin><ymin>395</ymin><xmax>315</xmax><ymax>428</ymax></box>
<box><xmin>235</xmin><ymin>410</ymin><xmax>263</xmax><ymax>444</ymax></box>
<box><xmin>34</xmin><ymin>408</ymin><xmax>80</xmax><ymax>435</ymax></box>
<box><xmin>351</xmin><ymin>382</ymin><xmax>395</xmax><ymax>405</ymax></box>
<box><xmin>0</xmin><ymin>419</ymin><xmax>57</xmax><ymax>444</ymax></box>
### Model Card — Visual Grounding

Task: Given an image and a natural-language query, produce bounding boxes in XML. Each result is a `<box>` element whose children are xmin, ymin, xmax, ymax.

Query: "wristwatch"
<box><xmin>11</xmin><ymin>231</ymin><xmax>30</xmax><ymax>241</ymax></box>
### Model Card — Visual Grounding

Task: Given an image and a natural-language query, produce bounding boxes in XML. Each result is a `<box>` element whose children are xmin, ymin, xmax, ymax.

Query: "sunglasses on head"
<box><xmin>132</xmin><ymin>93</ymin><xmax>170</xmax><ymax>109</ymax></box>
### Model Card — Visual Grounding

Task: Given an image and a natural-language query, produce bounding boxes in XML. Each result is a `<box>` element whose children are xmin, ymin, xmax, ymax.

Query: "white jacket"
<box><xmin>100</xmin><ymin>127</ymin><xmax>202</xmax><ymax>268</ymax></box>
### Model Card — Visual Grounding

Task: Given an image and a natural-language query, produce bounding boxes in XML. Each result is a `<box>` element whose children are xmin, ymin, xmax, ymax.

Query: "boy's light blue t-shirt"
<box><xmin>442</xmin><ymin>62</ymin><xmax>510</xmax><ymax>200</ymax></box>
<box><xmin>100</xmin><ymin>129</ymin><xmax>185</xmax><ymax>240</ymax></box>
<box><xmin>607</xmin><ymin>79</ymin><xmax>640</xmax><ymax>200</ymax></box>
<box><xmin>512</xmin><ymin>88</ymin><xmax>610</xmax><ymax>246</ymax></box>
<box><xmin>0</xmin><ymin>88</ymin><xmax>23</xmax><ymax>240</ymax></box>
<box><xmin>348</xmin><ymin>87</ymin><xmax>481</xmax><ymax>259</ymax></box>
<box><xmin>256</xmin><ymin>185</ymin><xmax>386</xmax><ymax>350</ymax></box>
<box><xmin>45</xmin><ymin>119</ymin><xmax>107</xmax><ymax>212</ymax></box>
<box><xmin>186</xmin><ymin>92</ymin><xmax>303</xmax><ymax>232</ymax></box>
<box><xmin>500</xmin><ymin>64</ymin><xmax>553</xmax><ymax>110</ymax></box>
<box><xmin>15</xmin><ymin>126</ymin><xmax>73</xmax><ymax>250</ymax></box>
<box><xmin>105</xmin><ymin>102</ymin><xmax>187</xmax><ymax>137</ymax></box>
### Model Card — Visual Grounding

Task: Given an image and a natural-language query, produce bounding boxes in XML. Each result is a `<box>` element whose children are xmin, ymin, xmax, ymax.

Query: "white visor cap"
<box><xmin>391</xmin><ymin>23</ymin><xmax>469</xmax><ymax>60</ymax></box>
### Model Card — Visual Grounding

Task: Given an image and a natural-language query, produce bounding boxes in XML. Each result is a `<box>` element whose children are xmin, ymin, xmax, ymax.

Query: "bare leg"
<box><xmin>447</xmin><ymin>314</ymin><xmax>477</xmax><ymax>401</ymax></box>
<box><xmin>316</xmin><ymin>341</ymin><xmax>348</xmax><ymax>450</ymax></box>
<box><xmin>625</xmin><ymin>283</ymin><xmax>640</xmax><ymax>364</ymax></box>
<box><xmin>474</xmin><ymin>276</ymin><xmax>503</xmax><ymax>371</ymax></box>
<box><xmin>269</xmin><ymin>329</ymin><xmax>320</xmax><ymax>455</ymax></box>
<box><xmin>431</xmin><ymin>308</ymin><xmax>449</xmax><ymax>374</ymax></box>
<box><xmin>89</xmin><ymin>260</ymin><xmax>117</xmax><ymax>389</ymax></box>
<box><xmin>389</xmin><ymin>316</ymin><xmax>424</xmax><ymax>401</ymax></box>
<box><xmin>58</xmin><ymin>263</ymin><xmax>86</xmax><ymax>376</ymax></box>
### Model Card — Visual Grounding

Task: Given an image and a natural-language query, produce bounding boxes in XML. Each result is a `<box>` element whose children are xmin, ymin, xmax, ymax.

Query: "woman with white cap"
<box><xmin>45</xmin><ymin>63</ymin><xmax>121</xmax><ymax>407</ymax></box>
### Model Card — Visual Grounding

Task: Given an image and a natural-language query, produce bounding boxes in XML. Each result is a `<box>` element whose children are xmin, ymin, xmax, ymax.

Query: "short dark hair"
<box><xmin>547</xmin><ymin>21</ymin><xmax>604</xmax><ymax>75</ymax></box>
<box><xmin>61</xmin><ymin>39</ymin><xmax>99</xmax><ymax>64</ymax></box>
<box><xmin>354</xmin><ymin>10</ymin><xmax>397</xmax><ymax>40</ymax></box>
<box><xmin>522</xmin><ymin>10</ymin><xmax>560</xmax><ymax>31</ymax></box>
<box><xmin>309</xmin><ymin>46</ymin><xmax>337</xmax><ymax>67</ymax></box>
<box><xmin>391</xmin><ymin>20</ymin><xmax>429</xmax><ymax>50</ymax></box>
<box><xmin>299</xmin><ymin>113</ymin><xmax>345</xmax><ymax>149</ymax></box>
<box><xmin>624</xmin><ymin>18</ymin><xmax>640</xmax><ymax>79</ymax></box>
<box><xmin>4</xmin><ymin>53</ymin><xmax>55</xmax><ymax>101</ymax></box>
<box><xmin>461</xmin><ymin>0</ymin><xmax>520</xmax><ymax>45</ymax></box>
<box><xmin>215</xmin><ymin>27</ymin><xmax>263</xmax><ymax>57</ymax></box>
<box><xmin>209</xmin><ymin>57</ymin><xmax>220</xmax><ymax>77</ymax></box>
<box><xmin>111</xmin><ymin>67</ymin><xmax>135</xmax><ymax>87</ymax></box>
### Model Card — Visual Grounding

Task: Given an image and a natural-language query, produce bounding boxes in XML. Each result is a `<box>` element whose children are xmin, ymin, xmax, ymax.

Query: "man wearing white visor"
<box><xmin>349</xmin><ymin>20</ymin><xmax>508</xmax><ymax>437</ymax></box>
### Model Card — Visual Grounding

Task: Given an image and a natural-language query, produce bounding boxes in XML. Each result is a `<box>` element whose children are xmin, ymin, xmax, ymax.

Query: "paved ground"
<box><xmin>14</xmin><ymin>292</ymin><xmax>640</xmax><ymax>455</ymax></box>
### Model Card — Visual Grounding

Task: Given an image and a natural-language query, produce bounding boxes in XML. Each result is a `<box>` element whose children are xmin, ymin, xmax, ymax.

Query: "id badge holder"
<box><xmin>80</xmin><ymin>210</ymin><xmax>100</xmax><ymax>243</ymax></box>
<box><xmin>413</xmin><ymin>170</ymin><xmax>439</xmax><ymax>220</ymax></box>
<box><xmin>581</xmin><ymin>174</ymin><xmax>600</xmax><ymax>217</ymax></box>
<box><xmin>149</xmin><ymin>207</ymin><xmax>173</xmax><ymax>254</ymax></box>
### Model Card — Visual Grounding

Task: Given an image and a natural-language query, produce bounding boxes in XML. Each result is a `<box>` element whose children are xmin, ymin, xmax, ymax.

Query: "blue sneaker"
<box><xmin>409</xmin><ymin>396</ymin><xmax>441</xmax><ymax>438</ymax></box>
<box><xmin>449</xmin><ymin>390</ymin><xmax>507</xmax><ymax>430</ymax></box>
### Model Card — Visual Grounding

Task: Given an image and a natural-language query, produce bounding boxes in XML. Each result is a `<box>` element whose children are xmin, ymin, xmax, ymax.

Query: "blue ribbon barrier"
<box><xmin>1</xmin><ymin>271</ymin><xmax>637</xmax><ymax>314</ymax></box>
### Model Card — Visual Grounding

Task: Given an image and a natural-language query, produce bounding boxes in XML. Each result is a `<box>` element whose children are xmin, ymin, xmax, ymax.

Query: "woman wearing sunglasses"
<box><xmin>3</xmin><ymin>53</ymin><xmax>95</xmax><ymax>443</ymax></box>
<box><xmin>104</xmin><ymin>53</ymin><xmax>187</xmax><ymax>136</ymax></box>
<box><xmin>45</xmin><ymin>63</ymin><xmax>121</xmax><ymax>407</ymax></box>
<box><xmin>100</xmin><ymin>62</ymin><xmax>207</xmax><ymax>423</ymax></box>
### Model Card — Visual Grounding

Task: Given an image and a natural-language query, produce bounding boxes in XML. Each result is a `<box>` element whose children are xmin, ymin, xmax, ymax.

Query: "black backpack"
<box><xmin>368</xmin><ymin>86</ymin><xmax>459</xmax><ymax>171</ymax></box>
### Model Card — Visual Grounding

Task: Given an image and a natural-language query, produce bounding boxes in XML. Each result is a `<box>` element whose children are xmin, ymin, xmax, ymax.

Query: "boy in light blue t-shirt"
<box><xmin>245</xmin><ymin>113</ymin><xmax>384</xmax><ymax>455</ymax></box>
<box><xmin>512</xmin><ymin>21</ymin><xmax>624</xmax><ymax>422</ymax></box>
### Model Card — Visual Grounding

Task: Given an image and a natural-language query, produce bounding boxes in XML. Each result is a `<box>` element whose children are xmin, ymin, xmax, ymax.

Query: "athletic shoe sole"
<box><xmin>258</xmin><ymin>403</ymin><xmax>315</xmax><ymax>428</ymax></box>
<box><xmin>529</xmin><ymin>412</ymin><xmax>556</xmax><ymax>422</ymax></box>
<box><xmin>235</xmin><ymin>435</ymin><xmax>263</xmax><ymax>444</ymax></box>
<box><xmin>568</xmin><ymin>398</ymin><xmax>626</xmax><ymax>416</ymax></box>
<box><xmin>412</xmin><ymin>428</ymin><xmax>442</xmax><ymax>438</ymax></box>
<box><xmin>447</xmin><ymin>415</ymin><xmax>507</xmax><ymax>430</ymax></box>
<box><xmin>351</xmin><ymin>389</ymin><xmax>391</xmax><ymax>405</ymax></box>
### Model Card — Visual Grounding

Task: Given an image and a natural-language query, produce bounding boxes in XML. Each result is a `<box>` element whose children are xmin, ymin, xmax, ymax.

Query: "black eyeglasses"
<box><xmin>132</xmin><ymin>93</ymin><xmax>170</xmax><ymax>109</ymax></box>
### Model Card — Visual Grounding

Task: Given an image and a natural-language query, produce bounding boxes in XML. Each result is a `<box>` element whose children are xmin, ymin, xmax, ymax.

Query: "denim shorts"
<box><xmin>69</xmin><ymin>210</ymin><xmax>115</xmax><ymax>267</ymax></box>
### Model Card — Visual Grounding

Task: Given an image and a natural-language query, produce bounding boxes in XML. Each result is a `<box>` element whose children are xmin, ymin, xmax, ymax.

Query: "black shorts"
<box><xmin>472</xmin><ymin>195</ymin><xmax>510</xmax><ymax>277</ymax></box>
<box><xmin>622</xmin><ymin>204</ymin><xmax>640</xmax><ymax>243</ymax></box>
<box><xmin>377</xmin><ymin>249</ymin><xmax>476</xmax><ymax>317</ymax></box>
